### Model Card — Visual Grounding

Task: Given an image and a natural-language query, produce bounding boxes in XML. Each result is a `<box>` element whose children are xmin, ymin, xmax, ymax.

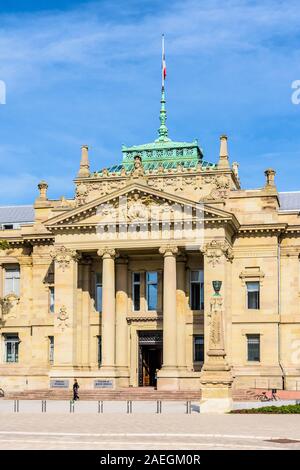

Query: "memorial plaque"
<box><xmin>50</xmin><ymin>379</ymin><xmax>69</xmax><ymax>389</ymax></box>
<box><xmin>94</xmin><ymin>379</ymin><xmax>113</xmax><ymax>389</ymax></box>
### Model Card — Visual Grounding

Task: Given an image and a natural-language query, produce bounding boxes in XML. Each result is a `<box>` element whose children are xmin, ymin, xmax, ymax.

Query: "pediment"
<box><xmin>45</xmin><ymin>182</ymin><xmax>238</xmax><ymax>230</ymax></box>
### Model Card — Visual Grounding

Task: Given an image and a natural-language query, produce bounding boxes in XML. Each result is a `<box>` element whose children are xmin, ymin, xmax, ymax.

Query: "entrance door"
<box><xmin>138</xmin><ymin>331</ymin><xmax>163</xmax><ymax>387</ymax></box>
<box><xmin>141</xmin><ymin>346</ymin><xmax>162</xmax><ymax>386</ymax></box>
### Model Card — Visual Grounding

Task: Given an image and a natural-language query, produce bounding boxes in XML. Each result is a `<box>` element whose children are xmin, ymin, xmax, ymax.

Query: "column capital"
<box><xmin>50</xmin><ymin>245</ymin><xmax>81</xmax><ymax>271</ymax></box>
<box><xmin>159</xmin><ymin>245</ymin><xmax>179</xmax><ymax>257</ymax></box>
<box><xmin>202</xmin><ymin>239</ymin><xmax>233</xmax><ymax>267</ymax></box>
<box><xmin>97</xmin><ymin>247</ymin><xmax>119</xmax><ymax>259</ymax></box>
<box><xmin>17</xmin><ymin>255</ymin><xmax>33</xmax><ymax>267</ymax></box>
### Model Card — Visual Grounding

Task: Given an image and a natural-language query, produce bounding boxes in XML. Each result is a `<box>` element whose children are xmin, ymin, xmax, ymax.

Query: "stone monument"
<box><xmin>200</xmin><ymin>281</ymin><xmax>233</xmax><ymax>413</ymax></box>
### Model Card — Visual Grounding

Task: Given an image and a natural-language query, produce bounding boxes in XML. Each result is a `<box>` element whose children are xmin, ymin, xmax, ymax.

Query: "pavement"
<box><xmin>0</xmin><ymin>400</ymin><xmax>300</xmax><ymax>450</ymax></box>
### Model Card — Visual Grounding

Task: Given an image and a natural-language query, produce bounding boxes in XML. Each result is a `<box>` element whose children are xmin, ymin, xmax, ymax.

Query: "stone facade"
<box><xmin>1</xmin><ymin>102</ymin><xmax>300</xmax><ymax>393</ymax></box>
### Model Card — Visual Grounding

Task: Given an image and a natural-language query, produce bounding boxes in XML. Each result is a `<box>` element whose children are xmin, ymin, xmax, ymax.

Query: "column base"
<box><xmin>200</xmin><ymin>396</ymin><xmax>233</xmax><ymax>414</ymax></box>
<box><xmin>157</xmin><ymin>367</ymin><xmax>179</xmax><ymax>391</ymax></box>
<box><xmin>200</xmin><ymin>381</ymin><xmax>233</xmax><ymax>413</ymax></box>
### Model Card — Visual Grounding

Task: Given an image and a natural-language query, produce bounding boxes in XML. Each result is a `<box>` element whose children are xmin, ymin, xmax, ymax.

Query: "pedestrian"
<box><xmin>73</xmin><ymin>379</ymin><xmax>79</xmax><ymax>401</ymax></box>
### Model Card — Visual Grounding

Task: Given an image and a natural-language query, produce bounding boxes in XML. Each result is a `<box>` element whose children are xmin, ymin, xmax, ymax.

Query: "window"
<box><xmin>247</xmin><ymin>334</ymin><xmax>260</xmax><ymax>362</ymax></box>
<box><xmin>146</xmin><ymin>271</ymin><xmax>158</xmax><ymax>311</ymax></box>
<box><xmin>194</xmin><ymin>335</ymin><xmax>204</xmax><ymax>362</ymax></box>
<box><xmin>49</xmin><ymin>287</ymin><xmax>55</xmax><ymax>313</ymax></box>
<box><xmin>3</xmin><ymin>224</ymin><xmax>14</xmax><ymax>230</ymax></box>
<box><xmin>190</xmin><ymin>270</ymin><xmax>204</xmax><ymax>310</ymax></box>
<box><xmin>95</xmin><ymin>273</ymin><xmax>102</xmax><ymax>312</ymax></box>
<box><xmin>97</xmin><ymin>336</ymin><xmax>102</xmax><ymax>367</ymax></box>
<box><xmin>4</xmin><ymin>266</ymin><xmax>20</xmax><ymax>296</ymax></box>
<box><xmin>132</xmin><ymin>273</ymin><xmax>141</xmax><ymax>311</ymax></box>
<box><xmin>246</xmin><ymin>281</ymin><xmax>260</xmax><ymax>309</ymax></box>
<box><xmin>4</xmin><ymin>334</ymin><xmax>19</xmax><ymax>363</ymax></box>
<box><xmin>49</xmin><ymin>336</ymin><xmax>54</xmax><ymax>365</ymax></box>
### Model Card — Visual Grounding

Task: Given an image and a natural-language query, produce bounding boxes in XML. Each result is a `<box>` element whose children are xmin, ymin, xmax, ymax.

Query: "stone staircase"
<box><xmin>4</xmin><ymin>387</ymin><xmax>202</xmax><ymax>401</ymax></box>
<box><xmin>5</xmin><ymin>387</ymin><xmax>298</xmax><ymax>402</ymax></box>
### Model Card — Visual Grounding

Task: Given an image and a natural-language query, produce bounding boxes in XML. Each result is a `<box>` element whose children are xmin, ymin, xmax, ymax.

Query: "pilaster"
<box><xmin>116</xmin><ymin>257</ymin><xmax>130</xmax><ymax>386</ymax></box>
<box><xmin>50</xmin><ymin>246</ymin><xmax>80</xmax><ymax>373</ymax></box>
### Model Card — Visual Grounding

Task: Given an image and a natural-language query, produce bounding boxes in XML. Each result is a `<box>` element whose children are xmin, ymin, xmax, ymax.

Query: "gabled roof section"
<box><xmin>45</xmin><ymin>181</ymin><xmax>239</xmax><ymax>230</ymax></box>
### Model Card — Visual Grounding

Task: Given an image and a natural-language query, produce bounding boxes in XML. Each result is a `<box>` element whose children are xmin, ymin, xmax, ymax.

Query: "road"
<box><xmin>0</xmin><ymin>411</ymin><xmax>299</xmax><ymax>450</ymax></box>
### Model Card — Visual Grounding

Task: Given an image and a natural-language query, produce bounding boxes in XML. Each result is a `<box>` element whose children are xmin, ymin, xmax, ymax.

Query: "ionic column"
<box><xmin>81</xmin><ymin>258</ymin><xmax>91</xmax><ymax>368</ymax></box>
<box><xmin>97</xmin><ymin>247</ymin><xmax>117</xmax><ymax>372</ymax></box>
<box><xmin>115</xmin><ymin>258</ymin><xmax>129</xmax><ymax>385</ymax></box>
<box><xmin>159</xmin><ymin>245</ymin><xmax>178</xmax><ymax>376</ymax></box>
<box><xmin>176</xmin><ymin>256</ymin><xmax>187</xmax><ymax>371</ymax></box>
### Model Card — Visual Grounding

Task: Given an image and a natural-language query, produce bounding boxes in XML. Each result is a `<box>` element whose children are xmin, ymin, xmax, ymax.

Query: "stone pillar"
<box><xmin>18</xmin><ymin>255</ymin><xmax>33</xmax><ymax>318</ymax></box>
<box><xmin>176</xmin><ymin>256</ymin><xmax>187</xmax><ymax>372</ymax></box>
<box><xmin>80</xmin><ymin>258</ymin><xmax>91</xmax><ymax>368</ymax></box>
<box><xmin>157</xmin><ymin>245</ymin><xmax>179</xmax><ymax>390</ymax></box>
<box><xmin>115</xmin><ymin>258</ymin><xmax>130</xmax><ymax>386</ymax></box>
<box><xmin>97</xmin><ymin>247</ymin><xmax>117</xmax><ymax>383</ymax></box>
<box><xmin>0</xmin><ymin>263</ymin><xmax>3</xmax><ymax>298</ymax></box>
<box><xmin>50</xmin><ymin>246</ymin><xmax>80</xmax><ymax>372</ymax></box>
<box><xmin>200</xmin><ymin>239</ymin><xmax>233</xmax><ymax>413</ymax></box>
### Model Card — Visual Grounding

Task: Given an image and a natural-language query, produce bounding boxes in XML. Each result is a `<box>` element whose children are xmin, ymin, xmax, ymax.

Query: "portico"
<box><xmin>48</xmin><ymin>238</ymin><xmax>213</xmax><ymax>390</ymax></box>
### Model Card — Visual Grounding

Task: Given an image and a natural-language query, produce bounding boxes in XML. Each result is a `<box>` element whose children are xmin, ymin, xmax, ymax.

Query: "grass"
<box><xmin>231</xmin><ymin>404</ymin><xmax>300</xmax><ymax>414</ymax></box>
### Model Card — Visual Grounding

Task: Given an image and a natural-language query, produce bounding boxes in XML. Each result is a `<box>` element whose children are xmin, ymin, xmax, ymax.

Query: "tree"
<box><xmin>0</xmin><ymin>240</ymin><xmax>9</xmax><ymax>250</ymax></box>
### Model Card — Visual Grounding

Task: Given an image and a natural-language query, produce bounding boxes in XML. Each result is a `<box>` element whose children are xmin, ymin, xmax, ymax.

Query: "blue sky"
<box><xmin>1</xmin><ymin>0</ymin><xmax>300</xmax><ymax>204</ymax></box>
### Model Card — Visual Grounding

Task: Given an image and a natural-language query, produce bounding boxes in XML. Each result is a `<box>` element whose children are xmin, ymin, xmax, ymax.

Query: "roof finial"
<box><xmin>156</xmin><ymin>34</ymin><xmax>170</xmax><ymax>142</ymax></box>
<box><xmin>78</xmin><ymin>145</ymin><xmax>90</xmax><ymax>177</ymax></box>
<box><xmin>218</xmin><ymin>135</ymin><xmax>230</xmax><ymax>169</ymax></box>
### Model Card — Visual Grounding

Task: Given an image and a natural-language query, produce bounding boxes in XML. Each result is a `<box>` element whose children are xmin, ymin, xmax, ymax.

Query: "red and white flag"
<box><xmin>162</xmin><ymin>34</ymin><xmax>166</xmax><ymax>87</ymax></box>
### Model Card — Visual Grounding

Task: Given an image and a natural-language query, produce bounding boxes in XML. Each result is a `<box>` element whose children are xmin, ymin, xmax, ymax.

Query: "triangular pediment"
<box><xmin>45</xmin><ymin>181</ymin><xmax>238</xmax><ymax>230</ymax></box>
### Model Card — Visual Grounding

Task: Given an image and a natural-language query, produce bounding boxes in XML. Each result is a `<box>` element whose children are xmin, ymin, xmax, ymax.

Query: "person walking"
<box><xmin>73</xmin><ymin>379</ymin><xmax>79</xmax><ymax>401</ymax></box>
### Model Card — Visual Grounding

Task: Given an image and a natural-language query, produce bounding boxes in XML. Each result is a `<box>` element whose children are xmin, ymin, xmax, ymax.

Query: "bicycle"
<box><xmin>254</xmin><ymin>390</ymin><xmax>278</xmax><ymax>402</ymax></box>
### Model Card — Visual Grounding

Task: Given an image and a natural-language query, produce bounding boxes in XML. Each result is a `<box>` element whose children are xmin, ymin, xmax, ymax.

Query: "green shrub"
<box><xmin>231</xmin><ymin>404</ymin><xmax>300</xmax><ymax>414</ymax></box>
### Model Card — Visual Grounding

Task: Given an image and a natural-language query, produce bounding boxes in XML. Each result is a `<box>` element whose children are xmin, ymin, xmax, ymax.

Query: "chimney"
<box><xmin>218</xmin><ymin>135</ymin><xmax>230</xmax><ymax>169</ymax></box>
<box><xmin>37</xmin><ymin>180</ymin><xmax>48</xmax><ymax>200</ymax></box>
<box><xmin>264</xmin><ymin>168</ymin><xmax>276</xmax><ymax>189</ymax></box>
<box><xmin>78</xmin><ymin>145</ymin><xmax>90</xmax><ymax>177</ymax></box>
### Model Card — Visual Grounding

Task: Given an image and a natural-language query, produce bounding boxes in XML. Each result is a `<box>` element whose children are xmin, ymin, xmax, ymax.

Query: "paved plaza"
<box><xmin>0</xmin><ymin>400</ymin><xmax>300</xmax><ymax>450</ymax></box>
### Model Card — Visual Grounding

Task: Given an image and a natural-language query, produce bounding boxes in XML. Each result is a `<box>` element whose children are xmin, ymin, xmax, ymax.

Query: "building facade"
<box><xmin>1</xmin><ymin>90</ymin><xmax>300</xmax><ymax>393</ymax></box>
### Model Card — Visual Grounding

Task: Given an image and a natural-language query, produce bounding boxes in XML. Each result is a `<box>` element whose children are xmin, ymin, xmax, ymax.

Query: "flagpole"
<box><xmin>162</xmin><ymin>34</ymin><xmax>165</xmax><ymax>90</ymax></box>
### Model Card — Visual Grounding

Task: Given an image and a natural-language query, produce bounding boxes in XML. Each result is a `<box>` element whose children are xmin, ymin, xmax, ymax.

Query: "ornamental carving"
<box><xmin>0</xmin><ymin>293</ymin><xmax>20</xmax><ymax>319</ymax></box>
<box><xmin>97</xmin><ymin>247</ymin><xmax>118</xmax><ymax>258</ymax></box>
<box><xmin>50</xmin><ymin>246</ymin><xmax>80</xmax><ymax>271</ymax></box>
<box><xmin>159</xmin><ymin>245</ymin><xmax>179</xmax><ymax>256</ymax></box>
<box><xmin>127</xmin><ymin>193</ymin><xmax>157</xmax><ymax>222</ymax></box>
<box><xmin>131</xmin><ymin>155</ymin><xmax>145</xmax><ymax>178</ymax></box>
<box><xmin>57</xmin><ymin>305</ymin><xmax>69</xmax><ymax>331</ymax></box>
<box><xmin>209</xmin><ymin>175</ymin><xmax>230</xmax><ymax>200</ymax></box>
<box><xmin>75</xmin><ymin>183</ymin><xmax>88</xmax><ymax>206</ymax></box>
<box><xmin>204</xmin><ymin>240</ymin><xmax>234</xmax><ymax>267</ymax></box>
<box><xmin>206</xmin><ymin>296</ymin><xmax>226</xmax><ymax>356</ymax></box>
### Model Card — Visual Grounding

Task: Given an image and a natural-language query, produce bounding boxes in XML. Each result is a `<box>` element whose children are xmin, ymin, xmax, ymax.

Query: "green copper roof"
<box><xmin>95</xmin><ymin>159</ymin><xmax>216</xmax><ymax>177</ymax></box>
